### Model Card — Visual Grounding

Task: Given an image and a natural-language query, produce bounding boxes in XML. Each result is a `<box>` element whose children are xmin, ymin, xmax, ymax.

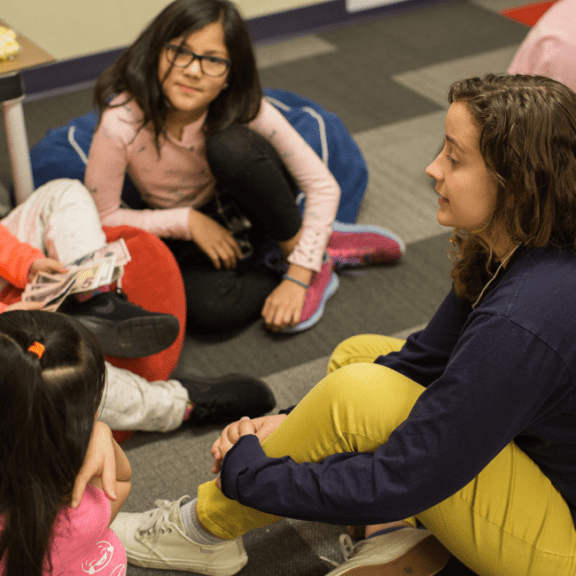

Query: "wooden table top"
<box><xmin>0</xmin><ymin>20</ymin><xmax>54</xmax><ymax>77</ymax></box>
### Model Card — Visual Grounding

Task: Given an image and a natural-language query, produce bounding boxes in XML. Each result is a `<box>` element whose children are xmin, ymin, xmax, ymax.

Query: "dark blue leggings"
<box><xmin>167</xmin><ymin>124</ymin><xmax>302</xmax><ymax>333</ymax></box>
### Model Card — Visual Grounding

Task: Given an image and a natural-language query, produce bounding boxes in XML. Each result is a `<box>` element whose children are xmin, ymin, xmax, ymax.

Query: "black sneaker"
<box><xmin>62</xmin><ymin>289</ymin><xmax>180</xmax><ymax>358</ymax></box>
<box><xmin>180</xmin><ymin>374</ymin><xmax>276</xmax><ymax>426</ymax></box>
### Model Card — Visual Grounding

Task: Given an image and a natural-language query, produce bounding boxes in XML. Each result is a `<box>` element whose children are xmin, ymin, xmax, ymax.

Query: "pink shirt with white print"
<box><xmin>85</xmin><ymin>96</ymin><xmax>340</xmax><ymax>272</ymax></box>
<box><xmin>1</xmin><ymin>485</ymin><xmax>126</xmax><ymax>575</ymax></box>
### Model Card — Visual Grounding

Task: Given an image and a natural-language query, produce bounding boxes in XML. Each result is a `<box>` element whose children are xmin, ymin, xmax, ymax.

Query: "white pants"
<box><xmin>2</xmin><ymin>179</ymin><xmax>188</xmax><ymax>432</ymax></box>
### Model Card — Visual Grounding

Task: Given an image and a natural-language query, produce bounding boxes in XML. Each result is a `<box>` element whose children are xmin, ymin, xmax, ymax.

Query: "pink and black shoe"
<box><xmin>283</xmin><ymin>252</ymin><xmax>339</xmax><ymax>333</ymax></box>
<box><xmin>327</xmin><ymin>221</ymin><xmax>405</xmax><ymax>268</ymax></box>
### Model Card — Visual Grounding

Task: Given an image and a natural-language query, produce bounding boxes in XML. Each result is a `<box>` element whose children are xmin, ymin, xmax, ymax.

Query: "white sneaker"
<box><xmin>325</xmin><ymin>528</ymin><xmax>450</xmax><ymax>576</ymax></box>
<box><xmin>110</xmin><ymin>495</ymin><xmax>248</xmax><ymax>575</ymax></box>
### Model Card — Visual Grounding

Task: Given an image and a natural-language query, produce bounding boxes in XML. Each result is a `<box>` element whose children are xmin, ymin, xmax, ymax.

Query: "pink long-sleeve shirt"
<box><xmin>85</xmin><ymin>96</ymin><xmax>340</xmax><ymax>272</ymax></box>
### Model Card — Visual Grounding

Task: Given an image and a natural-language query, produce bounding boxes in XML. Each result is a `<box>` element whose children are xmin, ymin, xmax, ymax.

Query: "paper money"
<box><xmin>22</xmin><ymin>240</ymin><xmax>131</xmax><ymax>310</ymax></box>
<box><xmin>70</xmin><ymin>238</ymin><xmax>131</xmax><ymax>268</ymax></box>
<box><xmin>22</xmin><ymin>274</ymin><xmax>77</xmax><ymax>310</ymax></box>
<box><xmin>70</xmin><ymin>255</ymin><xmax>117</xmax><ymax>293</ymax></box>
<box><xmin>30</xmin><ymin>272</ymin><xmax>61</xmax><ymax>286</ymax></box>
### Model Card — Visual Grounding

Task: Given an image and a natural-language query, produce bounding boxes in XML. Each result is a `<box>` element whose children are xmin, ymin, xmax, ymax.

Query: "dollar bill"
<box><xmin>24</xmin><ymin>255</ymin><xmax>117</xmax><ymax>297</ymax></box>
<box><xmin>69</xmin><ymin>255</ymin><xmax>117</xmax><ymax>294</ymax></box>
<box><xmin>69</xmin><ymin>238</ymin><xmax>131</xmax><ymax>268</ymax></box>
<box><xmin>23</xmin><ymin>272</ymin><xmax>62</xmax><ymax>291</ymax></box>
<box><xmin>30</xmin><ymin>272</ymin><xmax>61</xmax><ymax>285</ymax></box>
<box><xmin>22</xmin><ymin>274</ymin><xmax>77</xmax><ymax>308</ymax></box>
<box><xmin>22</xmin><ymin>239</ymin><xmax>131</xmax><ymax>310</ymax></box>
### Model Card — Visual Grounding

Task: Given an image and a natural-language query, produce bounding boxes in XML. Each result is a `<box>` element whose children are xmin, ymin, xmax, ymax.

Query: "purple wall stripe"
<box><xmin>22</xmin><ymin>0</ymin><xmax>453</xmax><ymax>98</ymax></box>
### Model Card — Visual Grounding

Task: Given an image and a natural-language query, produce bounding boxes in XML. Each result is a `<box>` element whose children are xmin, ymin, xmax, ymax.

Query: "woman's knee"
<box><xmin>317</xmin><ymin>362</ymin><xmax>423</xmax><ymax>414</ymax></box>
<box><xmin>328</xmin><ymin>334</ymin><xmax>406</xmax><ymax>374</ymax></box>
<box><xmin>291</xmin><ymin>363</ymin><xmax>425</xmax><ymax>451</ymax></box>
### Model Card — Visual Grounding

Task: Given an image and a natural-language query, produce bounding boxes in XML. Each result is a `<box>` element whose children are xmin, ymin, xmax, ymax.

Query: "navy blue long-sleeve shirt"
<box><xmin>220</xmin><ymin>246</ymin><xmax>576</xmax><ymax>526</ymax></box>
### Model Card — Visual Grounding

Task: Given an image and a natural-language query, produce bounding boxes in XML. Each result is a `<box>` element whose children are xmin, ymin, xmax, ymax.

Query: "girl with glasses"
<box><xmin>85</xmin><ymin>0</ymin><xmax>403</xmax><ymax>335</ymax></box>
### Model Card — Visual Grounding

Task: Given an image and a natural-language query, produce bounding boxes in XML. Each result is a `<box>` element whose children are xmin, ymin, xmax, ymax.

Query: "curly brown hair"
<box><xmin>446</xmin><ymin>74</ymin><xmax>576</xmax><ymax>301</ymax></box>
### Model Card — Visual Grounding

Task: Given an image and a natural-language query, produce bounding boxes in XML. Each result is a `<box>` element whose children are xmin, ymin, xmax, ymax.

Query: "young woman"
<box><xmin>0</xmin><ymin>310</ymin><xmax>130</xmax><ymax>575</ymax></box>
<box><xmin>85</xmin><ymin>0</ymin><xmax>403</xmax><ymax>334</ymax></box>
<box><xmin>86</xmin><ymin>73</ymin><xmax>576</xmax><ymax>575</ymax></box>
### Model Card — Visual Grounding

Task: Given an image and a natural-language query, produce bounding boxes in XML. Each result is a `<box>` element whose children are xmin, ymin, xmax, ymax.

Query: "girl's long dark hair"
<box><xmin>0</xmin><ymin>311</ymin><xmax>106</xmax><ymax>576</ymax></box>
<box><xmin>94</xmin><ymin>0</ymin><xmax>262</xmax><ymax>147</ymax></box>
<box><xmin>447</xmin><ymin>74</ymin><xmax>576</xmax><ymax>301</ymax></box>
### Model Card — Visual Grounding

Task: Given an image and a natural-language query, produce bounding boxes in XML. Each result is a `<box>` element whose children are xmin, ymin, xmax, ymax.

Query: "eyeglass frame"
<box><xmin>164</xmin><ymin>43</ymin><xmax>232</xmax><ymax>77</ymax></box>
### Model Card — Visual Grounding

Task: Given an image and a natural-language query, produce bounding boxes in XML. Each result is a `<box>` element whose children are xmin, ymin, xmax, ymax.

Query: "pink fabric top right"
<box><xmin>508</xmin><ymin>0</ymin><xmax>576</xmax><ymax>92</ymax></box>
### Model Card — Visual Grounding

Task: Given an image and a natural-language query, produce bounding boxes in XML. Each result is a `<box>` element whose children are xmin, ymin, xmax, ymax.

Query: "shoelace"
<box><xmin>320</xmin><ymin>533</ymin><xmax>361</xmax><ymax>568</ymax></box>
<box><xmin>339</xmin><ymin>533</ymin><xmax>363</xmax><ymax>561</ymax></box>
<box><xmin>137</xmin><ymin>499</ymin><xmax>176</xmax><ymax>542</ymax></box>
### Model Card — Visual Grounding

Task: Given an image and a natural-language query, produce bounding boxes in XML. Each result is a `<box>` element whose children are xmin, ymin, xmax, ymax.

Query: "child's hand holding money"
<box><xmin>28</xmin><ymin>257</ymin><xmax>68</xmax><ymax>283</ymax></box>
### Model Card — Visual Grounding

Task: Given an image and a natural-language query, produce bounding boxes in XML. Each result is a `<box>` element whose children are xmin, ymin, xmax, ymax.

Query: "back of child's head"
<box><xmin>95</xmin><ymin>0</ymin><xmax>261</xmax><ymax>141</ymax></box>
<box><xmin>0</xmin><ymin>310</ymin><xmax>106</xmax><ymax>576</ymax></box>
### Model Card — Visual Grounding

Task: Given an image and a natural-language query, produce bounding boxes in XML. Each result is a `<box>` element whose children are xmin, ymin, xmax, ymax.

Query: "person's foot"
<box><xmin>282</xmin><ymin>252</ymin><xmax>339</xmax><ymax>333</ymax></box>
<box><xmin>325</xmin><ymin>528</ymin><xmax>450</xmax><ymax>576</ymax></box>
<box><xmin>62</xmin><ymin>289</ymin><xmax>180</xmax><ymax>358</ymax></box>
<box><xmin>110</xmin><ymin>495</ymin><xmax>248</xmax><ymax>575</ymax></box>
<box><xmin>180</xmin><ymin>373</ymin><xmax>276</xmax><ymax>426</ymax></box>
<box><xmin>327</xmin><ymin>221</ymin><xmax>405</xmax><ymax>268</ymax></box>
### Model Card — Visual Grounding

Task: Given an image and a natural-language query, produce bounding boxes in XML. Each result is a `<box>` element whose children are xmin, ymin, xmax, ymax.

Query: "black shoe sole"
<box><xmin>75</xmin><ymin>315</ymin><xmax>180</xmax><ymax>358</ymax></box>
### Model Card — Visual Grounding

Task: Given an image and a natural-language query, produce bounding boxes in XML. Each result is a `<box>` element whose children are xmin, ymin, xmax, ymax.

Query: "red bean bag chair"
<box><xmin>0</xmin><ymin>225</ymin><xmax>185</xmax><ymax>442</ymax></box>
<box><xmin>103</xmin><ymin>226</ymin><xmax>186</xmax><ymax>442</ymax></box>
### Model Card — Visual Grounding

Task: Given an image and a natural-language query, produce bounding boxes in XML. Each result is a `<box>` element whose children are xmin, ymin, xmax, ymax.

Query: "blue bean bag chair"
<box><xmin>29</xmin><ymin>110</ymin><xmax>143</xmax><ymax>210</ymax></box>
<box><xmin>29</xmin><ymin>89</ymin><xmax>368</xmax><ymax>222</ymax></box>
<box><xmin>263</xmin><ymin>88</ymin><xmax>368</xmax><ymax>223</ymax></box>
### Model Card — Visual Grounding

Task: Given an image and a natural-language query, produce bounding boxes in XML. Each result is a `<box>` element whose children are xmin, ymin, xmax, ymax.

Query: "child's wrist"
<box><xmin>285</xmin><ymin>263</ymin><xmax>313</xmax><ymax>285</ymax></box>
<box><xmin>283</xmin><ymin>274</ymin><xmax>309</xmax><ymax>289</ymax></box>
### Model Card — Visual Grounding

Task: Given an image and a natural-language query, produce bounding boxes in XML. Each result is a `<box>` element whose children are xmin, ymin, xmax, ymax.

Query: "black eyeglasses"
<box><xmin>165</xmin><ymin>44</ymin><xmax>231</xmax><ymax>77</ymax></box>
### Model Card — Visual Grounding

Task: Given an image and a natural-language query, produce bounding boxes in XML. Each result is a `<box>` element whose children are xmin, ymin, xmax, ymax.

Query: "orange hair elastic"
<box><xmin>28</xmin><ymin>341</ymin><xmax>45</xmax><ymax>359</ymax></box>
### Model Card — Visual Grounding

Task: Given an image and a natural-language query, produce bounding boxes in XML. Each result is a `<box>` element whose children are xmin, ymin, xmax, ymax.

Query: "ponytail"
<box><xmin>0</xmin><ymin>311</ymin><xmax>105</xmax><ymax>576</ymax></box>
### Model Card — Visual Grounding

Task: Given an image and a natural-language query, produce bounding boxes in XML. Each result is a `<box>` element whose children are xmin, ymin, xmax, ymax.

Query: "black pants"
<box><xmin>167</xmin><ymin>124</ymin><xmax>302</xmax><ymax>333</ymax></box>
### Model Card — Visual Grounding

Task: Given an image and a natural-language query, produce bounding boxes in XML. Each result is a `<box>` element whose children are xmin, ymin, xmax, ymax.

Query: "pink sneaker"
<box><xmin>327</xmin><ymin>221</ymin><xmax>405</xmax><ymax>268</ymax></box>
<box><xmin>283</xmin><ymin>253</ymin><xmax>339</xmax><ymax>333</ymax></box>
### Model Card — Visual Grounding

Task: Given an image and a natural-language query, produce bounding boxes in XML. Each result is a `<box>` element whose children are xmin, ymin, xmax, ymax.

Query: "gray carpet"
<box><xmin>0</xmin><ymin>1</ymin><xmax>533</xmax><ymax>574</ymax></box>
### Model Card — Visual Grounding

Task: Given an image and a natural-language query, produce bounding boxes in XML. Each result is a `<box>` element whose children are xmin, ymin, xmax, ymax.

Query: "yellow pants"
<box><xmin>198</xmin><ymin>335</ymin><xmax>576</xmax><ymax>576</ymax></box>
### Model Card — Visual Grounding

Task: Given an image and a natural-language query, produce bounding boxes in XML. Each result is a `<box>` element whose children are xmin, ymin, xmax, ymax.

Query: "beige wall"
<box><xmin>4</xmin><ymin>0</ymin><xmax>331</xmax><ymax>61</ymax></box>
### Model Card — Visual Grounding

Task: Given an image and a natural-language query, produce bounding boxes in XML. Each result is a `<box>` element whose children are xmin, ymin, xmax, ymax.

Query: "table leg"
<box><xmin>2</xmin><ymin>94</ymin><xmax>34</xmax><ymax>204</ymax></box>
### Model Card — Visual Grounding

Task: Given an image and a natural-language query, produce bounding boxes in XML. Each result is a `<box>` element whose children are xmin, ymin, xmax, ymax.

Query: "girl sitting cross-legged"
<box><xmin>85</xmin><ymin>0</ymin><xmax>404</xmax><ymax>335</ymax></box>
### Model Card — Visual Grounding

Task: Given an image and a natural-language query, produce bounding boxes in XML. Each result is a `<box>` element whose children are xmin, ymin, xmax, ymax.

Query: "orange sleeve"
<box><xmin>0</xmin><ymin>224</ymin><xmax>44</xmax><ymax>289</ymax></box>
